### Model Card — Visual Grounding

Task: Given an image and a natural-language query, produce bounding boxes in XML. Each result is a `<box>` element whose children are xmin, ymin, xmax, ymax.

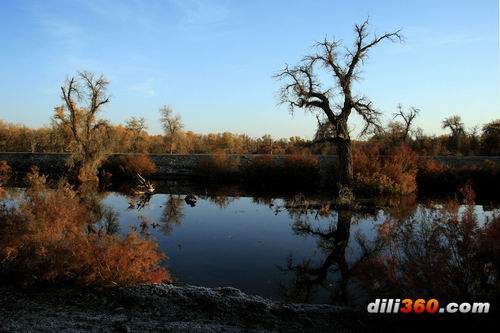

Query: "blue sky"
<box><xmin>0</xmin><ymin>0</ymin><xmax>498</xmax><ymax>138</ymax></box>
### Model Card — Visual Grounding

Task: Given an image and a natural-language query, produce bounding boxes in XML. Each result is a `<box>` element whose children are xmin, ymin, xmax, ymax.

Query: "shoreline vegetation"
<box><xmin>1</xmin><ymin>169</ymin><xmax>499</xmax><ymax>331</ymax></box>
<box><xmin>2</xmin><ymin>150</ymin><xmax>499</xmax><ymax>199</ymax></box>
<box><xmin>0</xmin><ymin>17</ymin><xmax>499</xmax><ymax>332</ymax></box>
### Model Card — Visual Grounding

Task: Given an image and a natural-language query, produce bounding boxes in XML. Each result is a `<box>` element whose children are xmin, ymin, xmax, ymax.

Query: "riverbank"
<box><xmin>0</xmin><ymin>283</ymin><xmax>350</xmax><ymax>333</ymax></box>
<box><xmin>1</xmin><ymin>152</ymin><xmax>498</xmax><ymax>179</ymax></box>
<box><xmin>1</xmin><ymin>282</ymin><xmax>498</xmax><ymax>332</ymax></box>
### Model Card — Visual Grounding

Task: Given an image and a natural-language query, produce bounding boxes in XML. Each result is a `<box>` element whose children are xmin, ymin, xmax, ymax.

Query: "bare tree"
<box><xmin>480</xmin><ymin>120</ymin><xmax>500</xmax><ymax>155</ymax></box>
<box><xmin>442</xmin><ymin>115</ymin><xmax>466</xmax><ymax>153</ymax></box>
<box><xmin>126</xmin><ymin>116</ymin><xmax>148</xmax><ymax>152</ymax></box>
<box><xmin>393</xmin><ymin>104</ymin><xmax>420</xmax><ymax>141</ymax></box>
<box><xmin>275</xmin><ymin>20</ymin><xmax>402</xmax><ymax>186</ymax></box>
<box><xmin>54</xmin><ymin>71</ymin><xmax>111</xmax><ymax>183</ymax></box>
<box><xmin>159</xmin><ymin>105</ymin><xmax>183</xmax><ymax>154</ymax></box>
<box><xmin>442</xmin><ymin>115</ymin><xmax>465</xmax><ymax>137</ymax></box>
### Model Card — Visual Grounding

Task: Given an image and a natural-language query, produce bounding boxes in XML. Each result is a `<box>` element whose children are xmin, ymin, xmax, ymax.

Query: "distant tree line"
<box><xmin>0</xmin><ymin>115</ymin><xmax>498</xmax><ymax>156</ymax></box>
<box><xmin>0</xmin><ymin>119</ymin><xmax>310</xmax><ymax>155</ymax></box>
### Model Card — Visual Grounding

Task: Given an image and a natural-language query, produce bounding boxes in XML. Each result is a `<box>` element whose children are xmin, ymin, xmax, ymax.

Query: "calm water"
<box><xmin>4</xmin><ymin>187</ymin><xmax>500</xmax><ymax>306</ymax></box>
<box><xmin>102</xmin><ymin>191</ymin><xmax>498</xmax><ymax>306</ymax></box>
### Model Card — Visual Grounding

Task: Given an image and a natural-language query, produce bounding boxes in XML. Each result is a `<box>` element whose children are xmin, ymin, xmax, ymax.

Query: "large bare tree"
<box><xmin>54</xmin><ymin>71</ymin><xmax>111</xmax><ymax>183</ymax></box>
<box><xmin>276</xmin><ymin>20</ymin><xmax>402</xmax><ymax>186</ymax></box>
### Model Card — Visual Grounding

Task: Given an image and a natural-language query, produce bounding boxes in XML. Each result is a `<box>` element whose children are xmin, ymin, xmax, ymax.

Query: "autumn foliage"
<box><xmin>0</xmin><ymin>169</ymin><xmax>169</xmax><ymax>286</ymax></box>
<box><xmin>353</xmin><ymin>144</ymin><xmax>418</xmax><ymax>195</ymax></box>
<box><xmin>117</xmin><ymin>153</ymin><xmax>157</xmax><ymax>178</ymax></box>
<box><xmin>195</xmin><ymin>150</ymin><xmax>240</xmax><ymax>181</ymax></box>
<box><xmin>417</xmin><ymin>158</ymin><xmax>500</xmax><ymax>197</ymax></box>
<box><xmin>372</xmin><ymin>186</ymin><xmax>500</xmax><ymax>301</ymax></box>
<box><xmin>242</xmin><ymin>152</ymin><xmax>320</xmax><ymax>188</ymax></box>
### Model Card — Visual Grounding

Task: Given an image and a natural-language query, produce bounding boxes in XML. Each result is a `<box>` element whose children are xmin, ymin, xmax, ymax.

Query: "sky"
<box><xmin>0</xmin><ymin>0</ymin><xmax>498</xmax><ymax>139</ymax></box>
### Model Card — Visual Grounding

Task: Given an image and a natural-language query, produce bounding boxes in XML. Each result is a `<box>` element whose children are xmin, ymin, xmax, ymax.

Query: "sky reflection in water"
<box><xmin>101</xmin><ymin>192</ymin><xmax>498</xmax><ymax>306</ymax></box>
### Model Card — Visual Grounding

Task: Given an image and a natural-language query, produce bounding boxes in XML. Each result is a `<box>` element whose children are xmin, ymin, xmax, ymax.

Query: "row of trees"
<box><xmin>0</xmin><ymin>120</ymin><xmax>309</xmax><ymax>155</ymax></box>
<box><xmin>1</xmin><ymin>112</ymin><xmax>497</xmax><ymax>157</ymax></box>
<box><xmin>370</xmin><ymin>113</ymin><xmax>500</xmax><ymax>156</ymax></box>
<box><xmin>0</xmin><ymin>21</ymin><xmax>498</xmax><ymax>186</ymax></box>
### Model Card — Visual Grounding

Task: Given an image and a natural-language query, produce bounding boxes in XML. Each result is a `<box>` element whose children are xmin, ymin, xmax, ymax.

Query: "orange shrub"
<box><xmin>0</xmin><ymin>169</ymin><xmax>169</xmax><ymax>286</ymax></box>
<box><xmin>118</xmin><ymin>153</ymin><xmax>156</xmax><ymax>178</ymax></box>
<box><xmin>244</xmin><ymin>155</ymin><xmax>279</xmax><ymax>181</ymax></box>
<box><xmin>282</xmin><ymin>151</ymin><xmax>320</xmax><ymax>184</ymax></box>
<box><xmin>353</xmin><ymin>144</ymin><xmax>418</xmax><ymax>195</ymax></box>
<box><xmin>195</xmin><ymin>150</ymin><xmax>240</xmax><ymax>181</ymax></box>
<box><xmin>241</xmin><ymin>152</ymin><xmax>320</xmax><ymax>188</ymax></box>
<box><xmin>416</xmin><ymin>158</ymin><xmax>499</xmax><ymax>197</ymax></box>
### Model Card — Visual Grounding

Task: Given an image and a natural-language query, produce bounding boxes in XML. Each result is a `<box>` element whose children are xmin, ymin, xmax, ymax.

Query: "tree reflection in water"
<box><xmin>369</xmin><ymin>199</ymin><xmax>500</xmax><ymax>303</ymax></box>
<box><xmin>204</xmin><ymin>194</ymin><xmax>237</xmax><ymax>209</ymax></box>
<box><xmin>279</xmin><ymin>192</ymin><xmax>500</xmax><ymax>307</ymax></box>
<box><xmin>280</xmin><ymin>200</ymin><xmax>382</xmax><ymax>305</ymax></box>
<box><xmin>160</xmin><ymin>194</ymin><xmax>184</xmax><ymax>235</ymax></box>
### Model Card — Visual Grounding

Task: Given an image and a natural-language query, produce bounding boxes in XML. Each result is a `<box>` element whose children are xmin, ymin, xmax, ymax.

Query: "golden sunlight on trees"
<box><xmin>159</xmin><ymin>105</ymin><xmax>183</xmax><ymax>154</ymax></box>
<box><xmin>117</xmin><ymin>153</ymin><xmax>157</xmax><ymax>178</ymax></box>
<box><xmin>54</xmin><ymin>71</ymin><xmax>112</xmax><ymax>183</ymax></box>
<box><xmin>126</xmin><ymin>116</ymin><xmax>148</xmax><ymax>152</ymax></box>
<box><xmin>275</xmin><ymin>19</ymin><xmax>403</xmax><ymax>186</ymax></box>
<box><xmin>0</xmin><ymin>168</ymin><xmax>170</xmax><ymax>286</ymax></box>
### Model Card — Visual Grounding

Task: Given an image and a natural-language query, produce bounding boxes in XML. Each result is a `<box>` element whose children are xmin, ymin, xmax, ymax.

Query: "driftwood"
<box><xmin>134</xmin><ymin>173</ymin><xmax>155</xmax><ymax>195</ymax></box>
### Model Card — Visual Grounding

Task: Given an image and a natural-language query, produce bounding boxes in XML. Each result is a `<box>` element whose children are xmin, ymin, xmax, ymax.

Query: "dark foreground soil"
<box><xmin>1</xmin><ymin>283</ymin><xmax>499</xmax><ymax>332</ymax></box>
<box><xmin>0</xmin><ymin>283</ymin><xmax>354</xmax><ymax>333</ymax></box>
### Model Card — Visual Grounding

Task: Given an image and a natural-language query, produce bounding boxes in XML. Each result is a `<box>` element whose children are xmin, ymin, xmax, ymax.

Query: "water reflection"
<box><xmin>2</xmin><ymin>186</ymin><xmax>499</xmax><ymax>306</ymax></box>
<box><xmin>282</xmin><ymin>209</ymin><xmax>354</xmax><ymax>304</ymax></box>
<box><xmin>161</xmin><ymin>194</ymin><xmax>184</xmax><ymax>235</ymax></box>
<box><xmin>370</xmin><ymin>202</ymin><xmax>500</xmax><ymax>302</ymax></box>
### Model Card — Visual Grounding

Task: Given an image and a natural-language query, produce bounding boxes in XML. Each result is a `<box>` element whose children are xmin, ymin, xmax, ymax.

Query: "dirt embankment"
<box><xmin>0</xmin><ymin>283</ymin><xmax>353</xmax><ymax>333</ymax></box>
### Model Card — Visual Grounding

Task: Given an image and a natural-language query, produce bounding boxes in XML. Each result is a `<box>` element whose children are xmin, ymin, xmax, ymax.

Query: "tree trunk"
<box><xmin>337</xmin><ymin>137</ymin><xmax>353</xmax><ymax>186</ymax></box>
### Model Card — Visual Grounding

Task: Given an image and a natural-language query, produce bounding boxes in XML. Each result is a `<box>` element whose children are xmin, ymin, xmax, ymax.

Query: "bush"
<box><xmin>417</xmin><ymin>158</ymin><xmax>500</xmax><ymax>198</ymax></box>
<box><xmin>241</xmin><ymin>152</ymin><xmax>320</xmax><ymax>189</ymax></box>
<box><xmin>245</xmin><ymin>155</ymin><xmax>279</xmax><ymax>180</ymax></box>
<box><xmin>372</xmin><ymin>188</ymin><xmax>500</xmax><ymax>301</ymax></box>
<box><xmin>282</xmin><ymin>152</ymin><xmax>320</xmax><ymax>186</ymax></box>
<box><xmin>195</xmin><ymin>150</ymin><xmax>240</xmax><ymax>181</ymax></box>
<box><xmin>0</xmin><ymin>169</ymin><xmax>169</xmax><ymax>286</ymax></box>
<box><xmin>117</xmin><ymin>153</ymin><xmax>156</xmax><ymax>178</ymax></box>
<box><xmin>353</xmin><ymin>144</ymin><xmax>418</xmax><ymax>195</ymax></box>
<box><xmin>0</xmin><ymin>161</ymin><xmax>11</xmax><ymax>195</ymax></box>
